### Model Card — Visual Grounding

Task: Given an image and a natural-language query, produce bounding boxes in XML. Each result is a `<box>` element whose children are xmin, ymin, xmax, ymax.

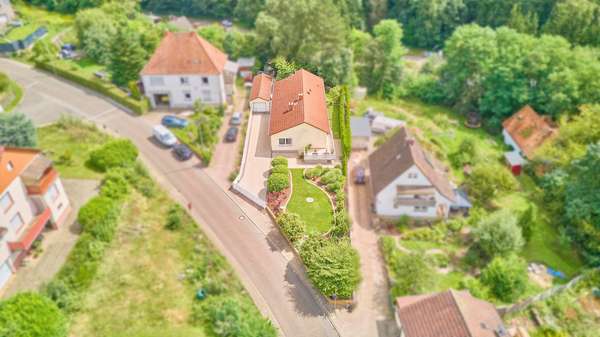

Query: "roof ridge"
<box><xmin>194</xmin><ymin>33</ymin><xmax>219</xmax><ymax>72</ymax></box>
<box><xmin>449</xmin><ymin>290</ymin><xmax>474</xmax><ymax>337</ymax></box>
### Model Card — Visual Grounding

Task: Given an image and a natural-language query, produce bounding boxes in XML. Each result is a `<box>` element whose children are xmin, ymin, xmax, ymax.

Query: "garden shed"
<box><xmin>350</xmin><ymin>116</ymin><xmax>371</xmax><ymax>150</ymax></box>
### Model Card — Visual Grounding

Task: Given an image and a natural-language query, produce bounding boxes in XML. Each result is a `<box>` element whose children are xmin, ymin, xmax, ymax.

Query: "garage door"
<box><xmin>0</xmin><ymin>261</ymin><xmax>13</xmax><ymax>289</ymax></box>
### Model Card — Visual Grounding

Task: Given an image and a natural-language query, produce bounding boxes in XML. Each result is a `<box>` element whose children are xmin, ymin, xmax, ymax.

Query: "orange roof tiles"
<box><xmin>502</xmin><ymin>105</ymin><xmax>557</xmax><ymax>158</ymax></box>
<box><xmin>140</xmin><ymin>32</ymin><xmax>227</xmax><ymax>76</ymax></box>
<box><xmin>269</xmin><ymin>69</ymin><xmax>330</xmax><ymax>135</ymax></box>
<box><xmin>0</xmin><ymin>147</ymin><xmax>40</xmax><ymax>193</ymax></box>
<box><xmin>249</xmin><ymin>73</ymin><xmax>273</xmax><ymax>101</ymax></box>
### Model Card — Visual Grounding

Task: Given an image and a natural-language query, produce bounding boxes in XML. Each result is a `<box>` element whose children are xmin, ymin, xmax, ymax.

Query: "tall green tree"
<box><xmin>0</xmin><ymin>113</ymin><xmax>37</xmax><ymax>147</ymax></box>
<box><xmin>363</xmin><ymin>19</ymin><xmax>406</xmax><ymax>98</ymax></box>
<box><xmin>234</xmin><ymin>0</ymin><xmax>266</xmax><ymax>26</ymax></box>
<box><xmin>108</xmin><ymin>28</ymin><xmax>147</xmax><ymax>87</ymax></box>
<box><xmin>507</xmin><ymin>4</ymin><xmax>540</xmax><ymax>34</ymax></box>
<box><xmin>481</xmin><ymin>254</ymin><xmax>528</xmax><ymax>302</ymax></box>
<box><xmin>543</xmin><ymin>0</ymin><xmax>600</xmax><ymax>47</ymax></box>
<box><xmin>474</xmin><ymin>209</ymin><xmax>525</xmax><ymax>258</ymax></box>
<box><xmin>0</xmin><ymin>292</ymin><xmax>67</xmax><ymax>337</ymax></box>
<box><xmin>390</xmin><ymin>252</ymin><xmax>436</xmax><ymax>296</ymax></box>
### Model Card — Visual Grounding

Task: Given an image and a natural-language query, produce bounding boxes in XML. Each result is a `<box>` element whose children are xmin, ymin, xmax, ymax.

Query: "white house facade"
<box><xmin>141</xmin><ymin>73</ymin><xmax>226</xmax><ymax>108</ymax></box>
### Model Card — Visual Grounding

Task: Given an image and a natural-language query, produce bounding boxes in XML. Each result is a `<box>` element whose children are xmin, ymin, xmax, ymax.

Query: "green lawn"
<box><xmin>287</xmin><ymin>169</ymin><xmax>333</xmax><ymax>234</ymax></box>
<box><xmin>0</xmin><ymin>24</ymin><xmax>40</xmax><ymax>42</ymax></box>
<box><xmin>37</xmin><ymin>119</ymin><xmax>110</xmax><ymax>179</ymax></box>
<box><xmin>0</xmin><ymin>77</ymin><xmax>23</xmax><ymax>112</ymax></box>
<box><xmin>11</xmin><ymin>2</ymin><xmax>74</xmax><ymax>41</ymax></box>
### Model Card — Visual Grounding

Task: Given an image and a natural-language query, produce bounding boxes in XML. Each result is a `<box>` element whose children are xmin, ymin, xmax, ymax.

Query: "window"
<box><xmin>413</xmin><ymin>206</ymin><xmax>428</xmax><ymax>213</ymax></box>
<box><xmin>180</xmin><ymin>77</ymin><xmax>189</xmax><ymax>85</ymax></box>
<box><xmin>45</xmin><ymin>183</ymin><xmax>59</xmax><ymax>202</ymax></box>
<box><xmin>407</xmin><ymin>172</ymin><xmax>418</xmax><ymax>179</ymax></box>
<box><xmin>183</xmin><ymin>91</ymin><xmax>192</xmax><ymax>101</ymax></box>
<box><xmin>150</xmin><ymin>77</ymin><xmax>164</xmax><ymax>86</ymax></box>
<box><xmin>57</xmin><ymin>202</ymin><xmax>63</xmax><ymax>211</ymax></box>
<box><xmin>1</xmin><ymin>192</ymin><xmax>13</xmax><ymax>213</ymax></box>
<box><xmin>278</xmin><ymin>138</ymin><xmax>292</xmax><ymax>146</ymax></box>
<box><xmin>10</xmin><ymin>213</ymin><xmax>24</xmax><ymax>232</ymax></box>
<box><xmin>202</xmin><ymin>77</ymin><xmax>209</xmax><ymax>84</ymax></box>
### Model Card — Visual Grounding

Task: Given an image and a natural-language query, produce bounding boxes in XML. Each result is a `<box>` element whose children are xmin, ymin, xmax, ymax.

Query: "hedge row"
<box><xmin>35</xmin><ymin>61</ymin><xmax>148</xmax><ymax>115</ymax></box>
<box><xmin>267</xmin><ymin>156</ymin><xmax>290</xmax><ymax>192</ymax></box>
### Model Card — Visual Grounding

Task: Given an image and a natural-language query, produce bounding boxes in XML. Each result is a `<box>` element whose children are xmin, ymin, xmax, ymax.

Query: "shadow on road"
<box><xmin>284</xmin><ymin>257</ymin><xmax>334</xmax><ymax>318</ymax></box>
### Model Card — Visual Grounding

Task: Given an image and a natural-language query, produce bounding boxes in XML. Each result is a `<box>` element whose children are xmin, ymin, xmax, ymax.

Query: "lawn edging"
<box><xmin>35</xmin><ymin>61</ymin><xmax>149</xmax><ymax>115</ymax></box>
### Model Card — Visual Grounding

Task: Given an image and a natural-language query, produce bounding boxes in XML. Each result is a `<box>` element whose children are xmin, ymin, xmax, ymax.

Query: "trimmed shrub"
<box><xmin>268</xmin><ymin>173</ymin><xmax>289</xmax><ymax>192</ymax></box>
<box><xmin>276</xmin><ymin>212</ymin><xmax>305</xmax><ymax>243</ymax></box>
<box><xmin>77</xmin><ymin>196</ymin><xmax>120</xmax><ymax>242</ymax></box>
<box><xmin>100</xmin><ymin>170</ymin><xmax>130</xmax><ymax>200</ymax></box>
<box><xmin>0</xmin><ymin>292</ymin><xmax>67</xmax><ymax>337</ymax></box>
<box><xmin>165</xmin><ymin>204</ymin><xmax>184</xmax><ymax>231</ymax></box>
<box><xmin>395</xmin><ymin>215</ymin><xmax>411</xmax><ymax>232</ymax></box>
<box><xmin>271</xmin><ymin>156</ymin><xmax>288</xmax><ymax>167</ymax></box>
<box><xmin>305</xmin><ymin>165</ymin><xmax>324</xmax><ymax>179</ymax></box>
<box><xmin>335</xmin><ymin>191</ymin><xmax>346</xmax><ymax>211</ymax></box>
<box><xmin>330</xmin><ymin>211</ymin><xmax>351</xmax><ymax>238</ymax></box>
<box><xmin>326</xmin><ymin>181</ymin><xmax>344</xmax><ymax>194</ymax></box>
<box><xmin>481</xmin><ymin>254</ymin><xmax>528</xmax><ymax>302</ymax></box>
<box><xmin>320</xmin><ymin>168</ymin><xmax>343</xmax><ymax>185</ymax></box>
<box><xmin>89</xmin><ymin>139</ymin><xmax>138</xmax><ymax>172</ymax></box>
<box><xmin>271</xmin><ymin>165</ymin><xmax>289</xmax><ymax>175</ymax></box>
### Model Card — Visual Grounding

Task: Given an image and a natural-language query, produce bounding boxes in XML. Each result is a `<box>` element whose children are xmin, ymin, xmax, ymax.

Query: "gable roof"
<box><xmin>140</xmin><ymin>32</ymin><xmax>227</xmax><ymax>76</ymax></box>
<box><xmin>368</xmin><ymin>127</ymin><xmax>455</xmax><ymax>202</ymax></box>
<box><xmin>502</xmin><ymin>105</ymin><xmax>557</xmax><ymax>158</ymax></box>
<box><xmin>269</xmin><ymin>69</ymin><xmax>330</xmax><ymax>135</ymax></box>
<box><xmin>0</xmin><ymin>147</ymin><xmax>41</xmax><ymax>193</ymax></box>
<box><xmin>249</xmin><ymin>73</ymin><xmax>273</xmax><ymax>101</ymax></box>
<box><xmin>396</xmin><ymin>290</ymin><xmax>506</xmax><ymax>337</ymax></box>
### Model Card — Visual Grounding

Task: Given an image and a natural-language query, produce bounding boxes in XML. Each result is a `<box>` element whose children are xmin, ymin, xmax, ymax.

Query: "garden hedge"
<box><xmin>268</xmin><ymin>173</ymin><xmax>289</xmax><ymax>192</ymax></box>
<box><xmin>271</xmin><ymin>156</ymin><xmax>288</xmax><ymax>167</ymax></box>
<box><xmin>0</xmin><ymin>292</ymin><xmax>67</xmax><ymax>337</ymax></box>
<box><xmin>89</xmin><ymin>139</ymin><xmax>138</xmax><ymax>172</ymax></box>
<box><xmin>276</xmin><ymin>212</ymin><xmax>305</xmax><ymax>243</ymax></box>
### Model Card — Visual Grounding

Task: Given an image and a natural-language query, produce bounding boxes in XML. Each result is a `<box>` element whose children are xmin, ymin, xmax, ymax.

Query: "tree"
<box><xmin>141</xmin><ymin>0</ymin><xmax>236</xmax><ymax>19</ymax></box>
<box><xmin>31</xmin><ymin>40</ymin><xmax>59</xmax><ymax>64</ymax></box>
<box><xmin>518</xmin><ymin>205</ymin><xmax>536</xmax><ymax>242</ymax></box>
<box><xmin>271</xmin><ymin>57</ymin><xmax>298</xmax><ymax>80</ymax></box>
<box><xmin>473</xmin><ymin>209</ymin><xmax>525</xmax><ymax>258</ymax></box>
<box><xmin>543</xmin><ymin>0</ymin><xmax>600</xmax><ymax>47</ymax></box>
<box><xmin>363</xmin><ymin>19</ymin><xmax>406</xmax><ymax>98</ymax></box>
<box><xmin>75</xmin><ymin>8</ymin><xmax>117</xmax><ymax>65</ymax></box>
<box><xmin>467</xmin><ymin>163</ymin><xmax>518</xmax><ymax>203</ymax></box>
<box><xmin>449</xmin><ymin>138</ymin><xmax>478</xmax><ymax>168</ymax></box>
<box><xmin>0</xmin><ymin>292</ymin><xmax>67</xmax><ymax>337</ymax></box>
<box><xmin>255</xmin><ymin>0</ymin><xmax>352</xmax><ymax>86</ymax></box>
<box><xmin>108</xmin><ymin>28</ymin><xmax>147</xmax><ymax>87</ymax></box>
<box><xmin>0</xmin><ymin>113</ymin><xmax>37</xmax><ymax>147</ymax></box>
<box><xmin>481</xmin><ymin>254</ymin><xmax>528</xmax><ymax>302</ymax></box>
<box><xmin>390</xmin><ymin>252</ymin><xmax>435</xmax><ymax>296</ymax></box>
<box><xmin>234</xmin><ymin>0</ymin><xmax>266</xmax><ymax>26</ymax></box>
<box><xmin>507</xmin><ymin>4</ymin><xmax>540</xmax><ymax>34</ymax></box>
<box><xmin>198</xmin><ymin>24</ymin><xmax>226</xmax><ymax>50</ymax></box>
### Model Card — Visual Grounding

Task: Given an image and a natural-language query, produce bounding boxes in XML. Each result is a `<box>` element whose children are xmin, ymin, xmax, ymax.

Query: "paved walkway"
<box><xmin>1</xmin><ymin>179</ymin><xmax>99</xmax><ymax>298</ymax></box>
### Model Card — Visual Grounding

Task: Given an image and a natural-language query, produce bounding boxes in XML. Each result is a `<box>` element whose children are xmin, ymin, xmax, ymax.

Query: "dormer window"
<box><xmin>6</xmin><ymin>161</ymin><xmax>13</xmax><ymax>172</ymax></box>
<box><xmin>408</xmin><ymin>172</ymin><xmax>417</xmax><ymax>179</ymax></box>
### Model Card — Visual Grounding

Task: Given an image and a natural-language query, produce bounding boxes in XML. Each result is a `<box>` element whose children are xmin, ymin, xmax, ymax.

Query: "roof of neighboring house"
<box><xmin>502</xmin><ymin>105</ymin><xmax>557</xmax><ymax>158</ymax></box>
<box><xmin>269</xmin><ymin>69</ymin><xmax>330</xmax><ymax>135</ymax></box>
<box><xmin>350</xmin><ymin>116</ymin><xmax>372</xmax><ymax>138</ymax></box>
<box><xmin>249</xmin><ymin>73</ymin><xmax>273</xmax><ymax>101</ymax></box>
<box><xmin>0</xmin><ymin>147</ymin><xmax>41</xmax><ymax>193</ymax></box>
<box><xmin>368</xmin><ymin>127</ymin><xmax>455</xmax><ymax>202</ymax></box>
<box><xmin>237</xmin><ymin>57</ymin><xmax>255</xmax><ymax>68</ymax></box>
<box><xmin>140</xmin><ymin>31</ymin><xmax>227</xmax><ymax>76</ymax></box>
<box><xmin>396</xmin><ymin>290</ymin><xmax>506</xmax><ymax>337</ymax></box>
<box><xmin>168</xmin><ymin>16</ymin><xmax>194</xmax><ymax>31</ymax></box>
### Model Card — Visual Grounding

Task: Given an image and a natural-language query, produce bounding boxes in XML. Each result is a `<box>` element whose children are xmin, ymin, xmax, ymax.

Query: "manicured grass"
<box><xmin>287</xmin><ymin>169</ymin><xmax>333</xmax><ymax>234</ymax></box>
<box><xmin>0</xmin><ymin>24</ymin><xmax>40</xmax><ymax>42</ymax></box>
<box><xmin>37</xmin><ymin>120</ymin><xmax>110</xmax><ymax>179</ymax></box>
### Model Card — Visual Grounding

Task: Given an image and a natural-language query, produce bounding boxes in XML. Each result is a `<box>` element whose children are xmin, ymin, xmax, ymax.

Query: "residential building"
<box><xmin>167</xmin><ymin>16</ymin><xmax>194</xmax><ymax>31</ymax></box>
<box><xmin>0</xmin><ymin>147</ymin><xmax>70</xmax><ymax>289</ymax></box>
<box><xmin>350</xmin><ymin>116</ymin><xmax>371</xmax><ymax>150</ymax></box>
<box><xmin>369</xmin><ymin>127</ymin><xmax>458</xmax><ymax>219</ymax></box>
<box><xmin>371</xmin><ymin>115</ymin><xmax>405</xmax><ymax>134</ymax></box>
<box><xmin>395</xmin><ymin>290</ymin><xmax>507</xmax><ymax>337</ymax></box>
<box><xmin>0</xmin><ymin>0</ymin><xmax>14</xmax><ymax>28</ymax></box>
<box><xmin>140</xmin><ymin>31</ymin><xmax>237</xmax><ymax>109</ymax></box>
<box><xmin>502</xmin><ymin>105</ymin><xmax>557</xmax><ymax>175</ymax></box>
<box><xmin>249</xmin><ymin>69</ymin><xmax>335</xmax><ymax>161</ymax></box>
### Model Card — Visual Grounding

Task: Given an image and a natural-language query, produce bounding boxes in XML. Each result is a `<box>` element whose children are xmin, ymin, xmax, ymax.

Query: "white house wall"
<box><xmin>0</xmin><ymin>178</ymin><xmax>36</xmax><ymax>268</ymax></box>
<box><xmin>270</xmin><ymin>123</ymin><xmax>331</xmax><ymax>154</ymax></box>
<box><xmin>142</xmin><ymin>74</ymin><xmax>226</xmax><ymax>108</ymax></box>
<box><xmin>42</xmin><ymin>178</ymin><xmax>70</xmax><ymax>225</ymax></box>
<box><xmin>249</xmin><ymin>98</ymin><xmax>270</xmax><ymax>113</ymax></box>
<box><xmin>502</xmin><ymin>129</ymin><xmax>522</xmax><ymax>154</ymax></box>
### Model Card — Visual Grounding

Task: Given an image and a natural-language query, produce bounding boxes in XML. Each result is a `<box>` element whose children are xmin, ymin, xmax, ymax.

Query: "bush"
<box><xmin>335</xmin><ymin>190</ymin><xmax>346</xmax><ymax>211</ymax></box>
<box><xmin>271</xmin><ymin>156</ymin><xmax>288</xmax><ymax>167</ymax></box>
<box><xmin>473</xmin><ymin>209</ymin><xmax>524</xmax><ymax>259</ymax></box>
<box><xmin>395</xmin><ymin>215</ymin><xmax>411</xmax><ymax>232</ymax></box>
<box><xmin>77</xmin><ymin>196</ymin><xmax>120</xmax><ymax>242</ymax></box>
<box><xmin>89</xmin><ymin>139</ymin><xmax>138</xmax><ymax>172</ymax></box>
<box><xmin>330</xmin><ymin>211</ymin><xmax>351</xmax><ymax>238</ymax></box>
<box><xmin>271</xmin><ymin>165</ymin><xmax>289</xmax><ymax>175</ymax></box>
<box><xmin>320</xmin><ymin>168</ymin><xmax>344</xmax><ymax>185</ymax></box>
<box><xmin>165</xmin><ymin>204</ymin><xmax>184</xmax><ymax>231</ymax></box>
<box><xmin>518</xmin><ymin>205</ymin><xmax>536</xmax><ymax>243</ymax></box>
<box><xmin>481</xmin><ymin>254</ymin><xmax>528</xmax><ymax>302</ymax></box>
<box><xmin>467</xmin><ymin>163</ymin><xmax>518</xmax><ymax>203</ymax></box>
<box><xmin>459</xmin><ymin>277</ymin><xmax>490</xmax><ymax>300</ymax></box>
<box><xmin>403</xmin><ymin>224</ymin><xmax>447</xmax><ymax>243</ymax></box>
<box><xmin>267</xmin><ymin>173</ymin><xmax>289</xmax><ymax>192</ymax></box>
<box><xmin>100</xmin><ymin>170</ymin><xmax>130</xmax><ymax>200</ymax></box>
<box><xmin>0</xmin><ymin>292</ymin><xmax>67</xmax><ymax>337</ymax></box>
<box><xmin>43</xmin><ymin>279</ymin><xmax>79</xmax><ymax>312</ymax></box>
<box><xmin>389</xmin><ymin>252</ymin><xmax>436</xmax><ymax>297</ymax></box>
<box><xmin>193</xmin><ymin>296</ymin><xmax>277</xmax><ymax>337</ymax></box>
<box><xmin>300</xmin><ymin>236</ymin><xmax>361</xmax><ymax>298</ymax></box>
<box><xmin>0</xmin><ymin>112</ymin><xmax>37</xmax><ymax>147</ymax></box>
<box><xmin>305</xmin><ymin>165</ymin><xmax>324</xmax><ymax>179</ymax></box>
<box><xmin>276</xmin><ymin>212</ymin><xmax>305</xmax><ymax>243</ymax></box>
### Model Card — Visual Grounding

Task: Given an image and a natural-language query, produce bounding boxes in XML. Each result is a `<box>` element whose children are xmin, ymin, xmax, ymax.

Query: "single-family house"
<box><xmin>502</xmin><ymin>105</ymin><xmax>557</xmax><ymax>175</ymax></box>
<box><xmin>350</xmin><ymin>116</ymin><xmax>371</xmax><ymax>150</ymax></box>
<box><xmin>0</xmin><ymin>0</ymin><xmax>14</xmax><ymax>28</ymax></box>
<box><xmin>369</xmin><ymin>127</ymin><xmax>457</xmax><ymax>219</ymax></box>
<box><xmin>167</xmin><ymin>16</ymin><xmax>194</xmax><ymax>31</ymax></box>
<box><xmin>0</xmin><ymin>147</ymin><xmax>70</xmax><ymax>289</ymax></box>
<box><xmin>249</xmin><ymin>69</ymin><xmax>335</xmax><ymax>161</ymax></box>
<box><xmin>395</xmin><ymin>290</ymin><xmax>507</xmax><ymax>337</ymax></box>
<box><xmin>140</xmin><ymin>32</ymin><xmax>237</xmax><ymax>109</ymax></box>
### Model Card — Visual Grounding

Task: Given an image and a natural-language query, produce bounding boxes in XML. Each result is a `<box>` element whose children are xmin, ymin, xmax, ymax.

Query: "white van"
<box><xmin>152</xmin><ymin>125</ymin><xmax>177</xmax><ymax>147</ymax></box>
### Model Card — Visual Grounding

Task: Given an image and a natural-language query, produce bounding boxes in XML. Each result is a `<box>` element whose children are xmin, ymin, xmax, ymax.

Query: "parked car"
<box><xmin>225</xmin><ymin>127</ymin><xmax>238</xmax><ymax>142</ymax></box>
<box><xmin>173</xmin><ymin>144</ymin><xmax>193</xmax><ymax>161</ymax></box>
<box><xmin>221</xmin><ymin>19</ymin><xmax>233</xmax><ymax>28</ymax></box>
<box><xmin>61</xmin><ymin>44</ymin><xmax>75</xmax><ymax>52</ymax></box>
<box><xmin>152</xmin><ymin>125</ymin><xmax>177</xmax><ymax>147</ymax></box>
<box><xmin>229</xmin><ymin>111</ymin><xmax>242</xmax><ymax>126</ymax></box>
<box><xmin>161</xmin><ymin>115</ymin><xmax>189</xmax><ymax>128</ymax></box>
<box><xmin>354</xmin><ymin>166</ymin><xmax>366</xmax><ymax>184</ymax></box>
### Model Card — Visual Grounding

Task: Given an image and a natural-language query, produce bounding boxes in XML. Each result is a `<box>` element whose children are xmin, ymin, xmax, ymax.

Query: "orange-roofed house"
<box><xmin>502</xmin><ymin>106</ymin><xmax>557</xmax><ymax>175</ymax></box>
<box><xmin>249</xmin><ymin>69</ymin><xmax>335</xmax><ymax>161</ymax></box>
<box><xmin>0</xmin><ymin>147</ymin><xmax>70</xmax><ymax>289</ymax></box>
<box><xmin>140</xmin><ymin>31</ymin><xmax>237</xmax><ymax>109</ymax></box>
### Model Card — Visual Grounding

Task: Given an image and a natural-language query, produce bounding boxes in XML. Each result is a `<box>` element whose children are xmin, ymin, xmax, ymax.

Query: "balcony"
<box><xmin>20</xmin><ymin>155</ymin><xmax>57</xmax><ymax>195</ymax></box>
<box><xmin>304</xmin><ymin>148</ymin><xmax>337</xmax><ymax>162</ymax></box>
<box><xmin>8</xmin><ymin>208</ymin><xmax>51</xmax><ymax>252</ymax></box>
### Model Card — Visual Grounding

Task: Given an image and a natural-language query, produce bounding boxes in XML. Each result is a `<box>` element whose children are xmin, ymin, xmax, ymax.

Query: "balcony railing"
<box><xmin>304</xmin><ymin>148</ymin><xmax>336</xmax><ymax>162</ymax></box>
<box><xmin>8</xmin><ymin>208</ymin><xmax>51</xmax><ymax>252</ymax></box>
<box><xmin>25</xmin><ymin>168</ymin><xmax>58</xmax><ymax>195</ymax></box>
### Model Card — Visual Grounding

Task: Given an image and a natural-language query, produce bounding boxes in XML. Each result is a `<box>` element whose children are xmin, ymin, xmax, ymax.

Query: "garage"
<box><xmin>0</xmin><ymin>260</ymin><xmax>13</xmax><ymax>289</ymax></box>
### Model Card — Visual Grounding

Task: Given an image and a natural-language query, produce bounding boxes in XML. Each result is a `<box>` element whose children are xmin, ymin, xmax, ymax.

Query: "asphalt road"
<box><xmin>0</xmin><ymin>59</ymin><xmax>339</xmax><ymax>337</ymax></box>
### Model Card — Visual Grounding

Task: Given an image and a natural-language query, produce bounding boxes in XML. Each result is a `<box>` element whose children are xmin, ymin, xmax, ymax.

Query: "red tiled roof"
<box><xmin>250</xmin><ymin>73</ymin><xmax>272</xmax><ymax>101</ymax></box>
<box><xmin>140</xmin><ymin>31</ymin><xmax>227</xmax><ymax>75</ymax></box>
<box><xmin>269</xmin><ymin>69</ymin><xmax>330</xmax><ymax>135</ymax></box>
<box><xmin>0</xmin><ymin>147</ymin><xmax>40</xmax><ymax>193</ymax></box>
<box><xmin>502</xmin><ymin>105</ymin><xmax>557</xmax><ymax>158</ymax></box>
<box><xmin>396</xmin><ymin>290</ymin><xmax>505</xmax><ymax>337</ymax></box>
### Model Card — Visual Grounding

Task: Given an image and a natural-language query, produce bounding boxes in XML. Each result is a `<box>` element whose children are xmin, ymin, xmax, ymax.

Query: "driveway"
<box><xmin>0</xmin><ymin>59</ymin><xmax>339</xmax><ymax>337</ymax></box>
<box><xmin>1</xmin><ymin>179</ymin><xmax>99</xmax><ymax>298</ymax></box>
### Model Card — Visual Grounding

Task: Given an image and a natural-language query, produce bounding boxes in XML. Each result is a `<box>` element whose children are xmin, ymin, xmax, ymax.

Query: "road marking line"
<box><xmin>25</xmin><ymin>81</ymin><xmax>39</xmax><ymax>89</ymax></box>
<box><xmin>89</xmin><ymin>107</ymin><xmax>117</xmax><ymax>121</ymax></box>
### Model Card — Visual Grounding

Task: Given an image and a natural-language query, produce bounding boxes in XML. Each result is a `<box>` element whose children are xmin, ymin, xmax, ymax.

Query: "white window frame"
<box><xmin>10</xmin><ymin>212</ymin><xmax>24</xmax><ymax>233</ymax></box>
<box><xmin>1</xmin><ymin>192</ymin><xmax>13</xmax><ymax>213</ymax></box>
<box><xmin>278</xmin><ymin>138</ymin><xmax>292</xmax><ymax>146</ymax></box>
<box><xmin>180</xmin><ymin>77</ymin><xmax>190</xmax><ymax>85</ymax></box>
<box><xmin>45</xmin><ymin>182</ymin><xmax>59</xmax><ymax>203</ymax></box>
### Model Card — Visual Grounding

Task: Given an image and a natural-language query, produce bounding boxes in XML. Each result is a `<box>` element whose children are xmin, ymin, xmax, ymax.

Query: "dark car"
<box><xmin>354</xmin><ymin>166</ymin><xmax>366</xmax><ymax>184</ymax></box>
<box><xmin>173</xmin><ymin>144</ymin><xmax>193</xmax><ymax>161</ymax></box>
<box><xmin>161</xmin><ymin>115</ymin><xmax>189</xmax><ymax>128</ymax></box>
<box><xmin>225</xmin><ymin>127</ymin><xmax>238</xmax><ymax>142</ymax></box>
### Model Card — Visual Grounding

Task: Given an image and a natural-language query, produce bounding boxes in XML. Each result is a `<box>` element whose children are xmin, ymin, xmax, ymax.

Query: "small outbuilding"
<box><xmin>371</xmin><ymin>115</ymin><xmax>405</xmax><ymax>134</ymax></box>
<box><xmin>237</xmin><ymin>57</ymin><xmax>255</xmax><ymax>78</ymax></box>
<box><xmin>350</xmin><ymin>116</ymin><xmax>371</xmax><ymax>150</ymax></box>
